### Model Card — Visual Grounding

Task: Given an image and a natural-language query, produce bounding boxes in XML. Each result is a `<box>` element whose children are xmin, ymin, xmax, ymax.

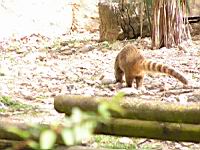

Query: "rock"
<box><xmin>119</xmin><ymin>87</ymin><xmax>139</xmax><ymax>95</ymax></box>
<box><xmin>83</xmin><ymin>88</ymin><xmax>95</xmax><ymax>96</ymax></box>
<box><xmin>0</xmin><ymin>61</ymin><xmax>10</xmax><ymax>76</ymax></box>
<box><xmin>0</xmin><ymin>102</ymin><xmax>7</xmax><ymax>109</ymax></box>
<box><xmin>61</xmin><ymin>50</ymin><xmax>74</xmax><ymax>55</ymax></box>
<box><xmin>37</xmin><ymin>53</ymin><xmax>47</xmax><ymax>61</ymax></box>
<box><xmin>60</xmin><ymin>46</ymin><xmax>74</xmax><ymax>55</ymax></box>
<box><xmin>78</xmin><ymin>45</ymin><xmax>95</xmax><ymax>53</ymax></box>
<box><xmin>162</xmin><ymin>96</ymin><xmax>177</xmax><ymax>103</ymax></box>
<box><xmin>84</xmin><ymin>79</ymin><xmax>96</xmax><ymax>86</ymax></box>
<box><xmin>101</xmin><ymin>78</ymin><xmax>115</xmax><ymax>85</ymax></box>
<box><xmin>0</xmin><ymin>84</ymin><xmax>10</xmax><ymax>95</ymax></box>
<box><xmin>20</xmin><ymin>89</ymin><xmax>35</xmax><ymax>100</ymax></box>
<box><xmin>119</xmin><ymin>137</ymin><xmax>133</xmax><ymax>144</ymax></box>
<box><xmin>101</xmin><ymin>74</ymin><xmax>115</xmax><ymax>85</ymax></box>
<box><xmin>178</xmin><ymin>94</ymin><xmax>188</xmax><ymax>105</ymax></box>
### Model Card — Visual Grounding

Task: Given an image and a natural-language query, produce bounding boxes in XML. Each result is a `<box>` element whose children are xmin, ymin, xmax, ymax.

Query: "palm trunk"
<box><xmin>151</xmin><ymin>0</ymin><xmax>191</xmax><ymax>49</ymax></box>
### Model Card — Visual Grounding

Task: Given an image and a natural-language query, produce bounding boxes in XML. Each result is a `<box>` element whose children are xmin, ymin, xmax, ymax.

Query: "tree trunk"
<box><xmin>98</xmin><ymin>2</ymin><xmax>122</xmax><ymax>41</ymax></box>
<box><xmin>98</xmin><ymin>1</ymin><xmax>150</xmax><ymax>41</ymax></box>
<box><xmin>151</xmin><ymin>0</ymin><xmax>191</xmax><ymax>49</ymax></box>
<box><xmin>54</xmin><ymin>95</ymin><xmax>200</xmax><ymax>124</ymax></box>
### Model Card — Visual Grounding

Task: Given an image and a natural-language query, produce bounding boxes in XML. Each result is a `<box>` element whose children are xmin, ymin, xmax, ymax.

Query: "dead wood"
<box><xmin>54</xmin><ymin>95</ymin><xmax>200</xmax><ymax>124</ymax></box>
<box><xmin>96</xmin><ymin>118</ymin><xmax>200</xmax><ymax>143</ymax></box>
<box><xmin>0</xmin><ymin>119</ymin><xmax>200</xmax><ymax>143</ymax></box>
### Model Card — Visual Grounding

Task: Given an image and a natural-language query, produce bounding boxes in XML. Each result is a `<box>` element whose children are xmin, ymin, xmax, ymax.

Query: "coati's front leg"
<box><xmin>115</xmin><ymin>68</ymin><xmax>124</xmax><ymax>83</ymax></box>
<box><xmin>125</xmin><ymin>74</ymin><xmax>134</xmax><ymax>87</ymax></box>
<box><xmin>135</xmin><ymin>76</ymin><xmax>144</xmax><ymax>89</ymax></box>
<box><xmin>114</xmin><ymin>59</ymin><xmax>124</xmax><ymax>83</ymax></box>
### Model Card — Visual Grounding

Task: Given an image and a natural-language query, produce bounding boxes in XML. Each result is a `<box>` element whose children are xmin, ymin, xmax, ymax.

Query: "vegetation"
<box><xmin>6</xmin><ymin>93</ymin><xmax>124</xmax><ymax>149</ymax></box>
<box><xmin>94</xmin><ymin>135</ymin><xmax>136</xmax><ymax>149</ymax></box>
<box><xmin>0</xmin><ymin>96</ymin><xmax>34</xmax><ymax>112</ymax></box>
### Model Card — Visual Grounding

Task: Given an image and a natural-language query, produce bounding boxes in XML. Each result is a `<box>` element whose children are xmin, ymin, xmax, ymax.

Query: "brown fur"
<box><xmin>114</xmin><ymin>44</ymin><xmax>188</xmax><ymax>88</ymax></box>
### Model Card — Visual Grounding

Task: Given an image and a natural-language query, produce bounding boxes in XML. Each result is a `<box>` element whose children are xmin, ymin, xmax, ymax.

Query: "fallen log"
<box><xmin>96</xmin><ymin>118</ymin><xmax>200</xmax><ymax>143</ymax></box>
<box><xmin>54</xmin><ymin>95</ymin><xmax>200</xmax><ymax>124</ymax></box>
<box><xmin>0</xmin><ymin>121</ymin><xmax>47</xmax><ymax>142</ymax></box>
<box><xmin>0</xmin><ymin>119</ymin><xmax>200</xmax><ymax>143</ymax></box>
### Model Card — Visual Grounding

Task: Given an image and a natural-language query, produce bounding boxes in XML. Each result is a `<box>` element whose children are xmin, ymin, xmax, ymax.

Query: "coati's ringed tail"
<box><xmin>139</xmin><ymin>59</ymin><xmax>188</xmax><ymax>85</ymax></box>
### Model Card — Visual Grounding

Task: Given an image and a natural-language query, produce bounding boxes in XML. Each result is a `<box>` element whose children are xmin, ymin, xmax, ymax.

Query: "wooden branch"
<box><xmin>54</xmin><ymin>95</ymin><xmax>200</xmax><ymax>124</ymax></box>
<box><xmin>0</xmin><ymin>119</ymin><xmax>200</xmax><ymax>143</ymax></box>
<box><xmin>96</xmin><ymin>118</ymin><xmax>200</xmax><ymax>143</ymax></box>
<box><xmin>0</xmin><ymin>140</ymin><xmax>19</xmax><ymax>150</ymax></box>
<box><xmin>0</xmin><ymin>121</ymin><xmax>25</xmax><ymax>141</ymax></box>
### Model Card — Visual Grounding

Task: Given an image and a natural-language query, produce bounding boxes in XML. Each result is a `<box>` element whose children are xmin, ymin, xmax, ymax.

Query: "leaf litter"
<box><xmin>0</xmin><ymin>34</ymin><xmax>200</xmax><ymax>116</ymax></box>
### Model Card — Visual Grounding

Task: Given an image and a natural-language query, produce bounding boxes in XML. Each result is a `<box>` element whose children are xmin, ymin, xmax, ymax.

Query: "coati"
<box><xmin>114</xmin><ymin>44</ymin><xmax>188</xmax><ymax>89</ymax></box>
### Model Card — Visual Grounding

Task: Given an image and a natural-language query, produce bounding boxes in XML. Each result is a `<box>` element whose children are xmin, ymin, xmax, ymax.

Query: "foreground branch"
<box><xmin>0</xmin><ymin>119</ymin><xmax>200</xmax><ymax>143</ymax></box>
<box><xmin>54</xmin><ymin>95</ymin><xmax>200</xmax><ymax>124</ymax></box>
<box><xmin>96</xmin><ymin>118</ymin><xmax>200</xmax><ymax>143</ymax></box>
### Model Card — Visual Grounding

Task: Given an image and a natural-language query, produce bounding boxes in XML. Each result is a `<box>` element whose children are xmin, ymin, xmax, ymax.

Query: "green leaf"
<box><xmin>109</xmin><ymin>92</ymin><xmax>125</xmax><ymax>114</ymax></box>
<box><xmin>112</xmin><ymin>92</ymin><xmax>124</xmax><ymax>102</ymax></box>
<box><xmin>61</xmin><ymin>128</ymin><xmax>75</xmax><ymax>146</ymax></box>
<box><xmin>40</xmin><ymin>130</ymin><xmax>57</xmax><ymax>149</ymax></box>
<box><xmin>71</xmin><ymin>108</ymin><xmax>82</xmax><ymax>123</ymax></box>
<box><xmin>63</xmin><ymin>117</ymin><xmax>73</xmax><ymax>127</ymax></box>
<box><xmin>74</xmin><ymin>124</ymin><xmax>92</xmax><ymax>143</ymax></box>
<box><xmin>98</xmin><ymin>103</ymin><xmax>110</xmax><ymax>120</ymax></box>
<box><xmin>7</xmin><ymin>126</ymin><xmax>30</xmax><ymax>139</ymax></box>
<box><xmin>27</xmin><ymin>140</ymin><xmax>39</xmax><ymax>149</ymax></box>
<box><xmin>98</xmin><ymin>92</ymin><xmax>125</xmax><ymax>119</ymax></box>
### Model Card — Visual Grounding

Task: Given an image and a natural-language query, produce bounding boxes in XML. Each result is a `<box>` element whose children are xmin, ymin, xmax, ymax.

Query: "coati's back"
<box><xmin>115</xmin><ymin>44</ymin><xmax>188</xmax><ymax>88</ymax></box>
<box><xmin>115</xmin><ymin>44</ymin><xmax>146</xmax><ymax>76</ymax></box>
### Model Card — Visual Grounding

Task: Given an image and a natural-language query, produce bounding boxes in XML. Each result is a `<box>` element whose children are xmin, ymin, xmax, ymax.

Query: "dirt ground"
<box><xmin>0</xmin><ymin>0</ymin><xmax>200</xmax><ymax>149</ymax></box>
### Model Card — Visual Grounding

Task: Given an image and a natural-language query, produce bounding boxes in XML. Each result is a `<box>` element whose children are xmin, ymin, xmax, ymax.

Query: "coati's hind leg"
<box><xmin>135</xmin><ymin>76</ymin><xmax>144</xmax><ymax>89</ymax></box>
